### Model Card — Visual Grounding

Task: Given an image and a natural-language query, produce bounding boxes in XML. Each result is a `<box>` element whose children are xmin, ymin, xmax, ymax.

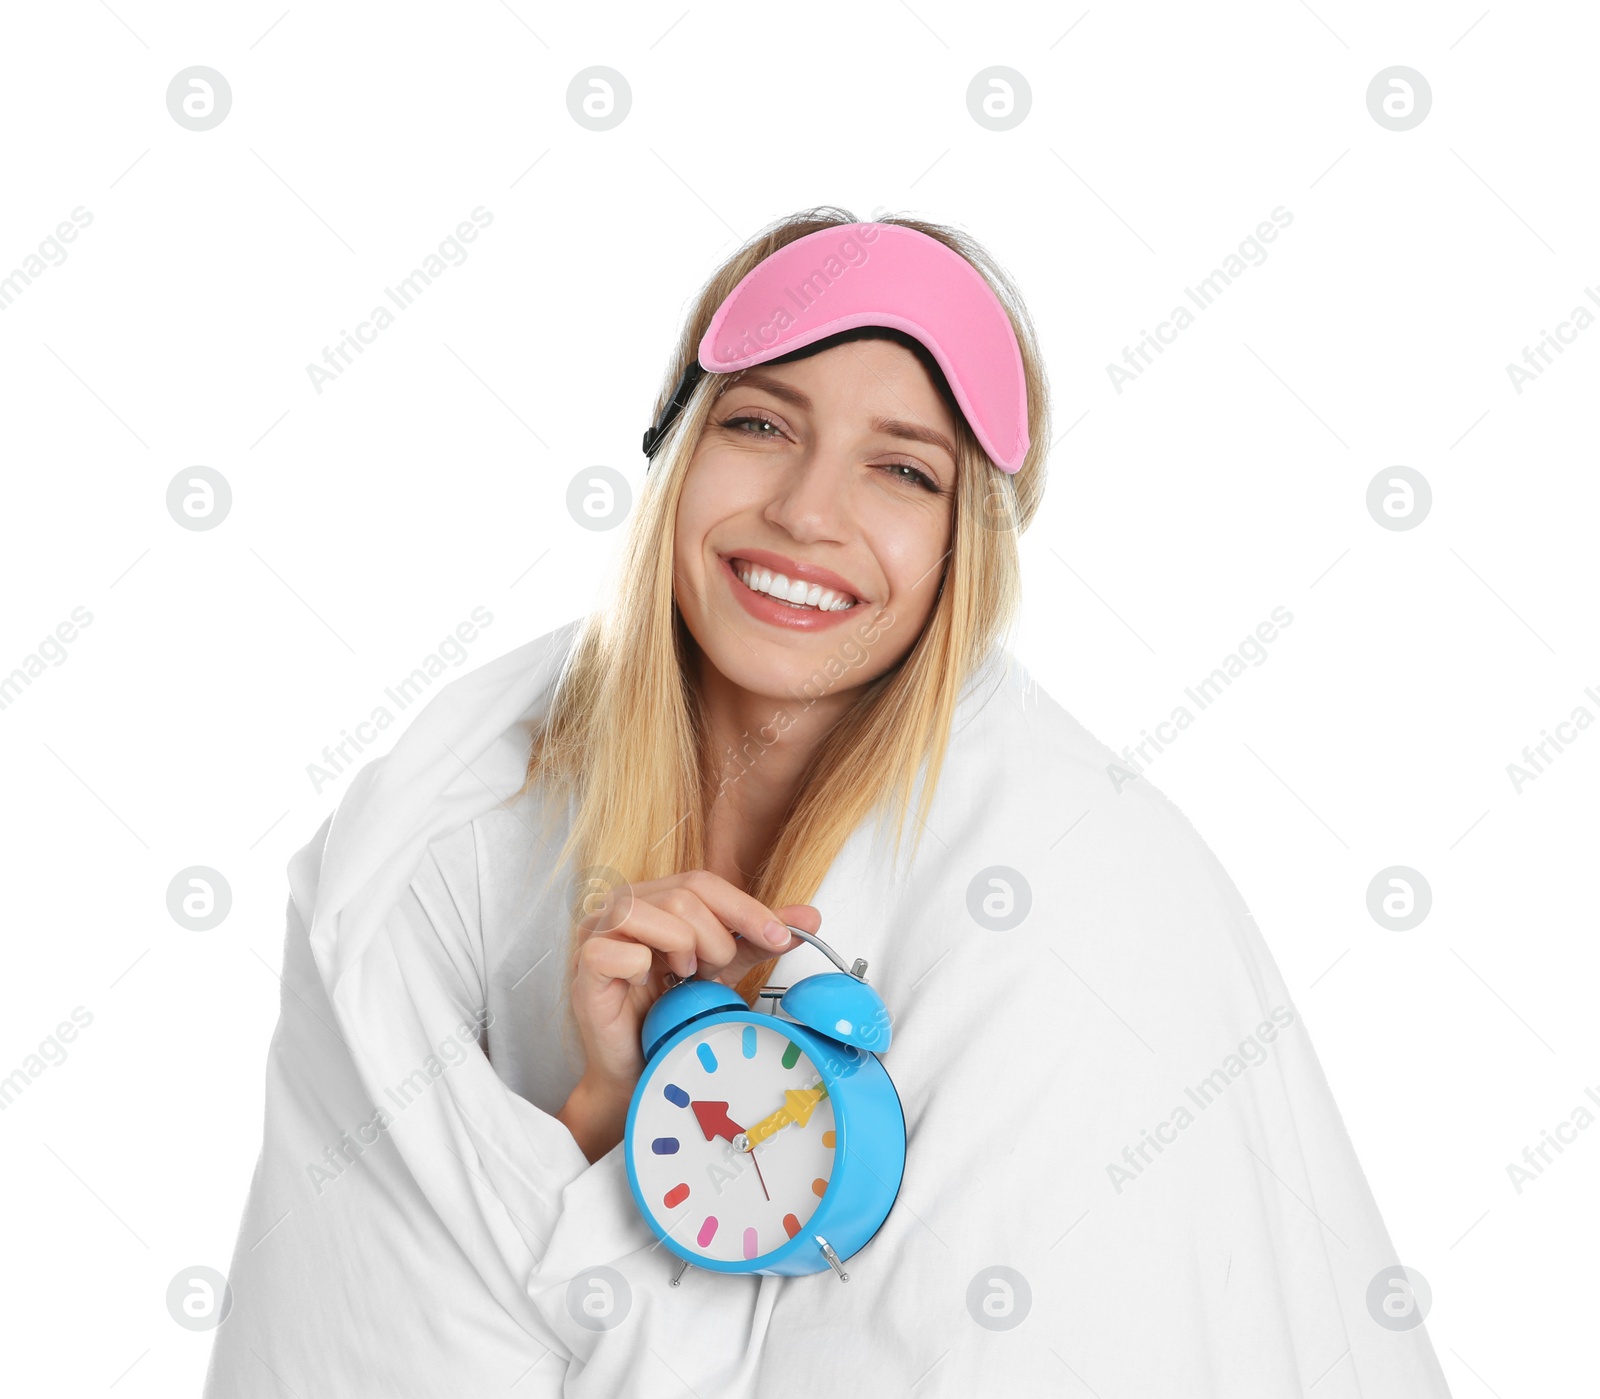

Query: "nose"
<box><xmin>761</xmin><ymin>441</ymin><xmax>853</xmax><ymax>544</ymax></box>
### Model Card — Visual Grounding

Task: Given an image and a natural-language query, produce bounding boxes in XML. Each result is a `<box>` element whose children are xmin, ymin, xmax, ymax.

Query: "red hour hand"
<box><xmin>690</xmin><ymin>1099</ymin><xmax>769</xmax><ymax>1199</ymax></box>
<box><xmin>690</xmin><ymin>1100</ymin><xmax>745</xmax><ymax>1144</ymax></box>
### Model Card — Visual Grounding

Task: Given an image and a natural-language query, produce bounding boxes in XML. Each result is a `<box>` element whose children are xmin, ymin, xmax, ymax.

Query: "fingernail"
<box><xmin>763</xmin><ymin>921</ymin><xmax>790</xmax><ymax>947</ymax></box>
<box><xmin>686</xmin><ymin>955</ymin><xmax>698</xmax><ymax>975</ymax></box>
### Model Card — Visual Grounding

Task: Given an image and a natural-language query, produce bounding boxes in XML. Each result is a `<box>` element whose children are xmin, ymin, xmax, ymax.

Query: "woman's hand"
<box><xmin>557</xmin><ymin>871</ymin><xmax>820</xmax><ymax>1161</ymax></box>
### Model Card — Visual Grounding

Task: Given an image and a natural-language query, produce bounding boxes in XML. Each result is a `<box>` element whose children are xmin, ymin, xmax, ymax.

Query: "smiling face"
<box><xmin>672</xmin><ymin>336</ymin><xmax>959</xmax><ymax>703</ymax></box>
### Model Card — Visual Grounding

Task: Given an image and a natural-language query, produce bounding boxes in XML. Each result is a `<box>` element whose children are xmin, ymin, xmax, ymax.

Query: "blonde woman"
<box><xmin>206</xmin><ymin>209</ymin><xmax>1452</xmax><ymax>1398</ymax></box>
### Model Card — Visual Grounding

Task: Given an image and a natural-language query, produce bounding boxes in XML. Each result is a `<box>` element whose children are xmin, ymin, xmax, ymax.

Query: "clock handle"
<box><xmin>781</xmin><ymin>926</ymin><xmax>870</xmax><ymax>982</ymax></box>
<box><xmin>664</xmin><ymin>926</ymin><xmax>868</xmax><ymax>992</ymax></box>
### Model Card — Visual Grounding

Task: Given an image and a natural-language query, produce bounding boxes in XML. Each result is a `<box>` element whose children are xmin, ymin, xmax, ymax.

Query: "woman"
<box><xmin>533</xmin><ymin>212</ymin><xmax>1045</xmax><ymax>1171</ymax></box>
<box><xmin>205</xmin><ymin>209</ymin><xmax>1452</xmax><ymax>1397</ymax></box>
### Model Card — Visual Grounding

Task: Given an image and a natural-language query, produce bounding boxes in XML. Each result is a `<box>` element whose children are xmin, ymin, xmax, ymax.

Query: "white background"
<box><xmin>2</xmin><ymin>1</ymin><xmax>1594</xmax><ymax>1393</ymax></box>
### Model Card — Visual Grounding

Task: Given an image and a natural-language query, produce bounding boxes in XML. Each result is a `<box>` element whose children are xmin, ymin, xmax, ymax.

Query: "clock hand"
<box><xmin>736</xmin><ymin>1084</ymin><xmax>830</xmax><ymax>1152</ymax></box>
<box><xmin>748</xmin><ymin>1149</ymin><xmax>771</xmax><ymax>1202</ymax></box>
<box><xmin>689</xmin><ymin>1100</ymin><xmax>744</xmax><ymax>1144</ymax></box>
<box><xmin>689</xmin><ymin>1100</ymin><xmax>770</xmax><ymax>1200</ymax></box>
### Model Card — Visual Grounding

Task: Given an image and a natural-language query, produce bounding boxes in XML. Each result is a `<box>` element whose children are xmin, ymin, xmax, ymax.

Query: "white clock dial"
<box><xmin>631</xmin><ymin>1018</ymin><xmax>838</xmax><ymax>1263</ymax></box>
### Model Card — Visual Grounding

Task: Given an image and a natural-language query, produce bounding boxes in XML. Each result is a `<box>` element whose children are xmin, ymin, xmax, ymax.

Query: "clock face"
<box><xmin>630</xmin><ymin>1017</ymin><xmax>839</xmax><ymax>1264</ymax></box>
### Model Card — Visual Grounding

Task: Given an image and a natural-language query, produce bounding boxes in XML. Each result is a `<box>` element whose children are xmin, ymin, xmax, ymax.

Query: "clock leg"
<box><xmin>669</xmin><ymin>1256</ymin><xmax>692</xmax><ymax>1287</ymax></box>
<box><xmin>815</xmin><ymin>1236</ymin><xmax>850</xmax><ymax>1282</ymax></box>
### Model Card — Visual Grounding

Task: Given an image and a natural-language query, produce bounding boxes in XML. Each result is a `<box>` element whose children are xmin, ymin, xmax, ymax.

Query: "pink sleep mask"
<box><xmin>642</xmin><ymin>222</ymin><xmax>1029</xmax><ymax>474</ymax></box>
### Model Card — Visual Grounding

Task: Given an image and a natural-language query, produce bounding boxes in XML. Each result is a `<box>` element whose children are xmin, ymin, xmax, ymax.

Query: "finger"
<box><xmin>576</xmin><ymin>933</ymin><xmax>655</xmax><ymax>989</ymax></box>
<box><xmin>656</xmin><ymin>887</ymin><xmax>742</xmax><ymax>971</ymax></box>
<box><xmin>771</xmin><ymin>904</ymin><xmax>821</xmax><ymax>945</ymax></box>
<box><xmin>717</xmin><ymin>903</ymin><xmax>821</xmax><ymax>982</ymax></box>
<box><xmin>671</xmin><ymin>870</ymin><xmax>795</xmax><ymax>953</ymax></box>
<box><xmin>594</xmin><ymin>898</ymin><xmax>706</xmax><ymax>978</ymax></box>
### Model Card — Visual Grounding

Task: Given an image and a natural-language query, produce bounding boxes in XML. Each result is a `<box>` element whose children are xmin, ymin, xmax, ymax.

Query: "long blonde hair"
<box><xmin>519</xmin><ymin>205</ymin><xmax>1051</xmax><ymax>1045</ymax></box>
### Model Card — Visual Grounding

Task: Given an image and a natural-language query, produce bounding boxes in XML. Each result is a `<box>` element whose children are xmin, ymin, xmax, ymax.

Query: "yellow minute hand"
<box><xmin>741</xmin><ymin>1084</ymin><xmax>829</xmax><ymax>1151</ymax></box>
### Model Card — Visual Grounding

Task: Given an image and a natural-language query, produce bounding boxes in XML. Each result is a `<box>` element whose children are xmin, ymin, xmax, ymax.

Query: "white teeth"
<box><xmin>733</xmin><ymin>561</ymin><xmax>856</xmax><ymax>612</ymax></box>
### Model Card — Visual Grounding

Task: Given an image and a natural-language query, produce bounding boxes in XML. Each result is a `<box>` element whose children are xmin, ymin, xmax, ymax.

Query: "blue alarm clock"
<box><xmin>622</xmin><ymin>927</ymin><xmax>906</xmax><ymax>1283</ymax></box>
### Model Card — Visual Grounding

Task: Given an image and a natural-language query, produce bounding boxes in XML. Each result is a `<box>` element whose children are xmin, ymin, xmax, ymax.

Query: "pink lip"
<box><xmin>720</xmin><ymin>554</ymin><xmax>862</xmax><ymax>633</ymax></box>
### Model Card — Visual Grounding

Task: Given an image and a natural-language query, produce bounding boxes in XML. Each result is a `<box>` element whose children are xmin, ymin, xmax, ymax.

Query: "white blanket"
<box><xmin>204</xmin><ymin>618</ymin><xmax>1453</xmax><ymax>1397</ymax></box>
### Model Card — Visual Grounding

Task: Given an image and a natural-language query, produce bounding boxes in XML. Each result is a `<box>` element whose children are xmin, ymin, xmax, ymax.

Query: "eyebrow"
<box><xmin>723</xmin><ymin>370</ymin><xmax>957</xmax><ymax>463</ymax></box>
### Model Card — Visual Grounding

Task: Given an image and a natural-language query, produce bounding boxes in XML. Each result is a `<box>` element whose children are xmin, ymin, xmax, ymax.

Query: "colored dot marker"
<box><xmin>663</xmin><ymin>1183</ymin><xmax>690</xmax><ymax>1209</ymax></box>
<box><xmin>697</xmin><ymin>1215</ymin><xmax>719</xmax><ymax>1248</ymax></box>
<box><xmin>742</xmin><ymin>1025</ymin><xmax>757</xmax><ymax>1058</ymax></box>
<box><xmin>781</xmin><ymin>1041</ymin><xmax>801</xmax><ymax>1070</ymax></box>
<box><xmin>822</xmin><ymin>1130</ymin><xmax>836</xmax><ymax>1149</ymax></box>
<box><xmin>782</xmin><ymin>1213</ymin><xmax>800</xmax><ymax>1238</ymax></box>
<box><xmin>651</xmin><ymin>1137</ymin><xmax>680</xmax><ymax>1155</ymax></box>
<box><xmin>812</xmin><ymin>1177</ymin><xmax>828</xmax><ymax>1197</ymax></box>
<box><xmin>663</xmin><ymin>1083</ymin><xmax>690</xmax><ymax>1108</ymax></box>
<box><xmin>697</xmin><ymin>1042</ymin><xmax>718</xmax><ymax>1073</ymax></box>
<box><xmin>743</xmin><ymin>1227</ymin><xmax>759</xmax><ymax>1259</ymax></box>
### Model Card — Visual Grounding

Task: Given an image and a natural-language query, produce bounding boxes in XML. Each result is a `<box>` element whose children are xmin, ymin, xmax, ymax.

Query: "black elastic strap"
<box><xmin>641</xmin><ymin>359</ymin><xmax>705</xmax><ymax>461</ymax></box>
